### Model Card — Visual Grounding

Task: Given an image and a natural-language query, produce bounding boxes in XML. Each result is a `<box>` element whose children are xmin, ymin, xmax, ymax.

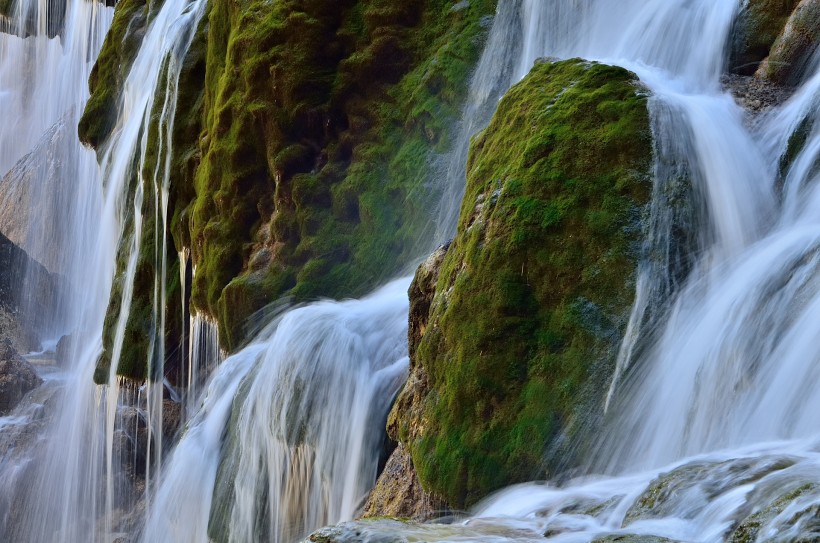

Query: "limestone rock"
<box><xmin>389</xmin><ymin>58</ymin><xmax>656</xmax><ymax>507</ymax></box>
<box><xmin>0</xmin><ymin>339</ymin><xmax>42</xmax><ymax>415</ymax></box>
<box><xmin>362</xmin><ymin>443</ymin><xmax>445</xmax><ymax>521</ymax></box>
<box><xmin>756</xmin><ymin>0</ymin><xmax>820</xmax><ymax>85</ymax></box>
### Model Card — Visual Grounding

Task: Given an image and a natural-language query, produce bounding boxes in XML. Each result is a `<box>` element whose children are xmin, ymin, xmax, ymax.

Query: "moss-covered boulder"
<box><xmin>756</xmin><ymin>0</ymin><xmax>820</xmax><ymax>85</ymax></box>
<box><xmin>389</xmin><ymin>58</ymin><xmax>654</xmax><ymax>508</ymax></box>
<box><xmin>731</xmin><ymin>0</ymin><xmax>800</xmax><ymax>75</ymax></box>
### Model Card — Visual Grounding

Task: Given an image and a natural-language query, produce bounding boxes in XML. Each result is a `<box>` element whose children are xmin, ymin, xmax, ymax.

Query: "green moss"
<box><xmin>394</xmin><ymin>59</ymin><xmax>654</xmax><ymax>507</ymax></box>
<box><xmin>94</xmin><ymin>24</ymin><xmax>201</xmax><ymax>384</ymax></box>
<box><xmin>177</xmin><ymin>0</ymin><xmax>497</xmax><ymax>351</ymax></box>
<box><xmin>0</xmin><ymin>0</ymin><xmax>14</xmax><ymax>18</ymax></box>
<box><xmin>85</xmin><ymin>0</ymin><xmax>498</xmax><ymax>378</ymax></box>
<box><xmin>78</xmin><ymin>0</ymin><xmax>165</xmax><ymax>148</ymax></box>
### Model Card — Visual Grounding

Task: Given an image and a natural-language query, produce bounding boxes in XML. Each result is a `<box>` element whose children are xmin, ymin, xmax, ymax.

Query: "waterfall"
<box><xmin>448</xmin><ymin>0</ymin><xmax>820</xmax><ymax>539</ymax></box>
<box><xmin>0</xmin><ymin>0</ymin><xmax>112</xmax><ymax>540</ymax></box>
<box><xmin>5</xmin><ymin>0</ymin><xmax>820</xmax><ymax>540</ymax></box>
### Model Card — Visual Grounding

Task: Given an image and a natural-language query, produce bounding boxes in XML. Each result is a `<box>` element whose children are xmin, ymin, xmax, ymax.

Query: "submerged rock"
<box><xmin>0</xmin><ymin>339</ymin><xmax>42</xmax><ymax>415</ymax></box>
<box><xmin>387</xmin><ymin>58</ymin><xmax>656</xmax><ymax>508</ymax></box>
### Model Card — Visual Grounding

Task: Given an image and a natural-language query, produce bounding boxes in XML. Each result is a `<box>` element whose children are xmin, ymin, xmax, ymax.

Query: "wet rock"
<box><xmin>365</xmin><ymin>247</ymin><xmax>449</xmax><ymax>520</ymax></box>
<box><xmin>723</xmin><ymin>74</ymin><xmax>792</xmax><ymax>116</ymax></box>
<box><xmin>389</xmin><ymin>59</ymin><xmax>656</xmax><ymax>508</ymax></box>
<box><xmin>55</xmin><ymin>334</ymin><xmax>74</xmax><ymax>366</ymax></box>
<box><xmin>305</xmin><ymin>518</ymin><xmax>545</xmax><ymax>543</ymax></box>
<box><xmin>362</xmin><ymin>443</ymin><xmax>446</xmax><ymax>521</ymax></box>
<box><xmin>0</xmin><ymin>115</ymin><xmax>73</xmax><ymax>275</ymax></box>
<box><xmin>0</xmin><ymin>231</ymin><xmax>62</xmax><ymax>348</ymax></box>
<box><xmin>592</xmin><ymin>536</ymin><xmax>678</xmax><ymax>543</ymax></box>
<box><xmin>624</xmin><ymin>455</ymin><xmax>796</xmax><ymax>526</ymax></box>
<box><xmin>756</xmin><ymin>0</ymin><xmax>820</xmax><ymax>85</ymax></box>
<box><xmin>730</xmin><ymin>0</ymin><xmax>800</xmax><ymax>75</ymax></box>
<box><xmin>0</xmin><ymin>339</ymin><xmax>42</xmax><ymax>415</ymax></box>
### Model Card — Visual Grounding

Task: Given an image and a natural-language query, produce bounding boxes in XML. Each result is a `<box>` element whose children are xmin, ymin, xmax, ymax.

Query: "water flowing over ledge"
<box><xmin>4</xmin><ymin>0</ymin><xmax>820</xmax><ymax>541</ymax></box>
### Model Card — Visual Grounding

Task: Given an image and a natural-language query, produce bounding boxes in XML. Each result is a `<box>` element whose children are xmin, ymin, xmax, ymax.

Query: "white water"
<box><xmin>142</xmin><ymin>279</ymin><xmax>410</xmax><ymax>542</ymax></box>
<box><xmin>455</xmin><ymin>0</ymin><xmax>820</xmax><ymax>539</ymax></box>
<box><xmin>4</xmin><ymin>0</ymin><xmax>820</xmax><ymax>541</ymax></box>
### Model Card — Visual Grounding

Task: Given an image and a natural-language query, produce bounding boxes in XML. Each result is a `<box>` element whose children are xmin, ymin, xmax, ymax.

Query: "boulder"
<box><xmin>388</xmin><ymin>58</ymin><xmax>656</xmax><ymax>507</ymax></box>
<box><xmin>730</xmin><ymin>0</ymin><xmax>800</xmax><ymax>75</ymax></box>
<box><xmin>756</xmin><ymin>0</ymin><xmax>820</xmax><ymax>85</ymax></box>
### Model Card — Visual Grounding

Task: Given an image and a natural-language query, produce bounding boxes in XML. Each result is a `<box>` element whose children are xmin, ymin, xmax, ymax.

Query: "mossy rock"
<box><xmin>756</xmin><ymin>0</ymin><xmax>820</xmax><ymax>85</ymax></box>
<box><xmin>731</xmin><ymin>0</ymin><xmax>800</xmax><ymax>75</ymax></box>
<box><xmin>184</xmin><ymin>0</ymin><xmax>499</xmax><ymax>351</ymax></box>
<box><xmin>730</xmin><ymin>481</ymin><xmax>820</xmax><ymax>542</ymax></box>
<box><xmin>625</xmin><ymin>455</ymin><xmax>796</xmax><ymax>526</ymax></box>
<box><xmin>78</xmin><ymin>0</ymin><xmax>163</xmax><ymax>148</ymax></box>
<box><xmin>391</xmin><ymin>58</ymin><xmax>655</xmax><ymax>508</ymax></box>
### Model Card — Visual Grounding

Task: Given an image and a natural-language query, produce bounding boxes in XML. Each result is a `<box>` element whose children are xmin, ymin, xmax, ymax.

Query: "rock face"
<box><xmin>0</xmin><ymin>339</ymin><xmax>42</xmax><ymax>415</ymax></box>
<box><xmin>0</xmin><ymin>231</ymin><xmax>62</xmax><ymax>349</ymax></box>
<box><xmin>0</xmin><ymin>114</ymin><xmax>75</xmax><ymax>275</ymax></box>
<box><xmin>386</xmin><ymin>59</ymin><xmax>655</xmax><ymax>508</ymax></box>
<box><xmin>361</xmin><ymin>443</ymin><xmax>444</xmax><ymax>521</ymax></box>
<box><xmin>756</xmin><ymin>0</ymin><xmax>820</xmax><ymax>85</ymax></box>
<box><xmin>730</xmin><ymin>0</ymin><xmax>800</xmax><ymax>75</ymax></box>
<box><xmin>81</xmin><ymin>0</ymin><xmax>501</xmax><ymax>382</ymax></box>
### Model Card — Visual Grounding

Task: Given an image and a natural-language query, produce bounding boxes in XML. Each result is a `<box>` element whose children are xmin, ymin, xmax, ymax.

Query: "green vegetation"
<box><xmin>78</xmin><ymin>0</ymin><xmax>164</xmax><ymax>148</ymax></box>
<box><xmin>392</xmin><ymin>59</ymin><xmax>654</xmax><ymax>507</ymax></box>
<box><xmin>84</xmin><ymin>0</ymin><xmax>499</xmax><ymax>380</ymax></box>
<box><xmin>187</xmin><ymin>0</ymin><xmax>498</xmax><ymax>350</ymax></box>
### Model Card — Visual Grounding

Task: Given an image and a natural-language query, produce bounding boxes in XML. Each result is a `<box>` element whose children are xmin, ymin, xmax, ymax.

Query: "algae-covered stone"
<box><xmin>624</xmin><ymin>455</ymin><xmax>796</xmax><ymax>526</ymax></box>
<box><xmin>84</xmin><ymin>0</ymin><xmax>500</xmax><ymax>382</ymax></box>
<box><xmin>187</xmin><ymin>0</ymin><xmax>499</xmax><ymax>351</ymax></box>
<box><xmin>390</xmin><ymin>58</ymin><xmax>654</xmax><ymax>508</ymax></box>
<box><xmin>731</xmin><ymin>0</ymin><xmax>800</xmax><ymax>75</ymax></box>
<box><xmin>756</xmin><ymin>0</ymin><xmax>820</xmax><ymax>85</ymax></box>
<box><xmin>78</xmin><ymin>0</ymin><xmax>163</xmax><ymax>148</ymax></box>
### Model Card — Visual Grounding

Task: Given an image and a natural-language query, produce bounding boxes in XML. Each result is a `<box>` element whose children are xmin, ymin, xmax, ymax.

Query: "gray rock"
<box><xmin>0</xmin><ymin>339</ymin><xmax>42</xmax><ymax>415</ymax></box>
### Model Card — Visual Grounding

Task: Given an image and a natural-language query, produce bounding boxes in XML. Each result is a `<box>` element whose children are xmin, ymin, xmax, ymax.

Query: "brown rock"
<box><xmin>362</xmin><ymin>443</ymin><xmax>446</xmax><ymax>521</ymax></box>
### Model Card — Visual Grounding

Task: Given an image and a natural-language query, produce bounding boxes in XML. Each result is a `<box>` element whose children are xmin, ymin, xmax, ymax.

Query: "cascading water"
<box><xmin>417</xmin><ymin>0</ymin><xmax>820</xmax><ymax>539</ymax></box>
<box><xmin>5</xmin><ymin>0</ymin><xmax>820</xmax><ymax>541</ymax></box>
<box><xmin>0</xmin><ymin>0</ymin><xmax>112</xmax><ymax>540</ymax></box>
<box><xmin>139</xmin><ymin>5</ymin><xmax>532</xmax><ymax>541</ymax></box>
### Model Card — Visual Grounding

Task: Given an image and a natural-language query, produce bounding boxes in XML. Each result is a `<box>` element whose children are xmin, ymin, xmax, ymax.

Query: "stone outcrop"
<box><xmin>730</xmin><ymin>0</ymin><xmax>800</xmax><ymax>75</ymax></box>
<box><xmin>0</xmin><ymin>339</ymin><xmax>41</xmax><ymax>415</ymax></box>
<box><xmin>0</xmin><ymin>231</ymin><xmax>62</xmax><ymax>349</ymax></box>
<box><xmin>756</xmin><ymin>0</ymin><xmax>820</xmax><ymax>85</ymax></box>
<box><xmin>0</xmin><ymin>114</ymin><xmax>75</xmax><ymax>275</ymax></box>
<box><xmin>81</xmin><ymin>0</ymin><xmax>501</xmax><ymax>383</ymax></box>
<box><xmin>384</xmin><ymin>58</ymin><xmax>656</xmax><ymax>508</ymax></box>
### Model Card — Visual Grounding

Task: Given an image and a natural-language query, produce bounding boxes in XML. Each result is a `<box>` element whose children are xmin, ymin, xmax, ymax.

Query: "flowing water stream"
<box><xmin>3</xmin><ymin>0</ymin><xmax>820</xmax><ymax>541</ymax></box>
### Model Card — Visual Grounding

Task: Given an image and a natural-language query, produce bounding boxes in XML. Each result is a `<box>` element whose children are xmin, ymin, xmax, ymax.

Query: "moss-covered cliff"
<box><xmin>386</xmin><ymin>58</ymin><xmax>654</xmax><ymax>508</ymax></box>
<box><xmin>81</xmin><ymin>0</ymin><xmax>499</xmax><ymax>381</ymax></box>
